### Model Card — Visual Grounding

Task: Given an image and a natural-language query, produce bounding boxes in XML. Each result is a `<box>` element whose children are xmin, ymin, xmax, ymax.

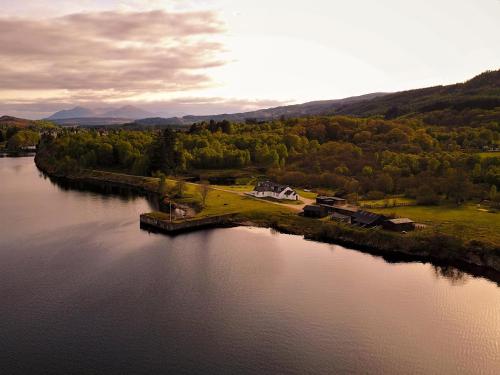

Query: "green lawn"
<box><xmin>360</xmin><ymin>197</ymin><xmax>416</xmax><ymax>208</ymax></box>
<box><xmin>476</xmin><ymin>152</ymin><xmax>500</xmax><ymax>159</ymax></box>
<box><xmin>372</xmin><ymin>204</ymin><xmax>500</xmax><ymax>245</ymax></box>
<box><xmin>212</xmin><ymin>184</ymin><xmax>254</xmax><ymax>193</ymax></box>
<box><xmin>296</xmin><ymin>189</ymin><xmax>318</xmax><ymax>200</ymax></box>
<box><xmin>167</xmin><ymin>179</ymin><xmax>293</xmax><ymax>218</ymax></box>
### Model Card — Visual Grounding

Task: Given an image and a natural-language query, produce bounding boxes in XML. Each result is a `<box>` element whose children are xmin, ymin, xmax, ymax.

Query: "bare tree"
<box><xmin>200</xmin><ymin>181</ymin><xmax>210</xmax><ymax>207</ymax></box>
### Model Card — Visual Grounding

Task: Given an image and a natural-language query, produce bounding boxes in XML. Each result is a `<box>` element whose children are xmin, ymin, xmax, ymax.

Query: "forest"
<box><xmin>0</xmin><ymin>118</ymin><xmax>54</xmax><ymax>152</ymax></box>
<box><xmin>37</xmin><ymin>114</ymin><xmax>500</xmax><ymax>207</ymax></box>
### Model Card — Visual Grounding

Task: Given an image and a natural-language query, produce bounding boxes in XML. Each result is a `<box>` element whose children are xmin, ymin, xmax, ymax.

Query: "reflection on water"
<box><xmin>433</xmin><ymin>265</ymin><xmax>470</xmax><ymax>285</ymax></box>
<box><xmin>1</xmin><ymin>157</ymin><xmax>499</xmax><ymax>375</ymax></box>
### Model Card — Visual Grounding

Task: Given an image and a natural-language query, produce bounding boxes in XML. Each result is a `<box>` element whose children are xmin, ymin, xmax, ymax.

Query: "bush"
<box><xmin>365</xmin><ymin>190</ymin><xmax>385</xmax><ymax>200</ymax></box>
<box><xmin>416</xmin><ymin>185</ymin><xmax>441</xmax><ymax>205</ymax></box>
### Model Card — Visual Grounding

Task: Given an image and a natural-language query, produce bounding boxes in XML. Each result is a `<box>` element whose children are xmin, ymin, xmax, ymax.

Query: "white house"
<box><xmin>249</xmin><ymin>181</ymin><xmax>298</xmax><ymax>201</ymax></box>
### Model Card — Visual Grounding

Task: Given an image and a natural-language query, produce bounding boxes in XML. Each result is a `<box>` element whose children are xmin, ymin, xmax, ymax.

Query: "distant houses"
<box><xmin>249</xmin><ymin>181</ymin><xmax>298</xmax><ymax>201</ymax></box>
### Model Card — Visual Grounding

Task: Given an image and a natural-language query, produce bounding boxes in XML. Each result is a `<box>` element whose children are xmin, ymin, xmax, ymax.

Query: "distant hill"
<box><xmin>33</xmin><ymin>68</ymin><xmax>500</xmax><ymax>128</ymax></box>
<box><xmin>47</xmin><ymin>105</ymin><xmax>155</xmax><ymax>121</ymax></box>
<box><xmin>130</xmin><ymin>93</ymin><xmax>388</xmax><ymax>127</ymax></box>
<box><xmin>49</xmin><ymin>117</ymin><xmax>134</xmax><ymax>126</ymax></box>
<box><xmin>100</xmin><ymin>105</ymin><xmax>154</xmax><ymax>119</ymax></box>
<box><xmin>47</xmin><ymin>106</ymin><xmax>96</xmax><ymax>120</ymax></box>
<box><xmin>336</xmin><ymin>69</ymin><xmax>500</xmax><ymax>124</ymax></box>
<box><xmin>0</xmin><ymin>115</ymin><xmax>34</xmax><ymax>128</ymax></box>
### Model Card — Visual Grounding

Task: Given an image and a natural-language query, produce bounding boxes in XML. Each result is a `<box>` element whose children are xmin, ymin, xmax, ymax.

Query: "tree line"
<box><xmin>38</xmin><ymin>115</ymin><xmax>500</xmax><ymax>205</ymax></box>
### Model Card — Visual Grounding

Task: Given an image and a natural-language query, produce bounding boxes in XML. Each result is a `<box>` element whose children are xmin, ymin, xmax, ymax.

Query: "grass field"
<box><xmin>296</xmin><ymin>189</ymin><xmax>318</xmax><ymax>200</ymax></box>
<box><xmin>167</xmin><ymin>180</ymin><xmax>293</xmax><ymax>218</ymax></box>
<box><xmin>212</xmin><ymin>184</ymin><xmax>254</xmax><ymax>192</ymax></box>
<box><xmin>372</xmin><ymin>203</ymin><xmax>500</xmax><ymax>245</ymax></box>
<box><xmin>360</xmin><ymin>197</ymin><xmax>416</xmax><ymax>208</ymax></box>
<box><xmin>476</xmin><ymin>152</ymin><xmax>500</xmax><ymax>159</ymax></box>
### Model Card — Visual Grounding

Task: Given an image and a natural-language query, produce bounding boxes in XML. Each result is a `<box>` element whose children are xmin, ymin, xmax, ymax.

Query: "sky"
<box><xmin>1</xmin><ymin>0</ymin><xmax>499</xmax><ymax>119</ymax></box>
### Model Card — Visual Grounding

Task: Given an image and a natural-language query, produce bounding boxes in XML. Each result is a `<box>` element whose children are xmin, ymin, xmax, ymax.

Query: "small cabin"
<box><xmin>316</xmin><ymin>196</ymin><xmax>347</xmax><ymax>206</ymax></box>
<box><xmin>383</xmin><ymin>218</ymin><xmax>415</xmax><ymax>232</ymax></box>
<box><xmin>303</xmin><ymin>205</ymin><xmax>328</xmax><ymax>218</ymax></box>
<box><xmin>352</xmin><ymin>210</ymin><xmax>386</xmax><ymax>227</ymax></box>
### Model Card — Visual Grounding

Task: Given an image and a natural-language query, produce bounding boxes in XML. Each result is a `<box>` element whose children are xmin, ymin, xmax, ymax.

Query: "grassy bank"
<box><xmin>372</xmin><ymin>204</ymin><xmax>500</xmax><ymax>246</ymax></box>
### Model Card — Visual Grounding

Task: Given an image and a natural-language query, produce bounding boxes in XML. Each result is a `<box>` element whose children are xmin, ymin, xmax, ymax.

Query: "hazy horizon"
<box><xmin>1</xmin><ymin>0</ymin><xmax>499</xmax><ymax>119</ymax></box>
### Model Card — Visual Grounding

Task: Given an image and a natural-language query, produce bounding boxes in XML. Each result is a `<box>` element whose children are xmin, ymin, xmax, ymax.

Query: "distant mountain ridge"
<box><xmin>130</xmin><ymin>92</ymin><xmax>388</xmax><ymax>128</ymax></box>
<box><xmin>336</xmin><ymin>69</ymin><xmax>500</xmax><ymax>119</ymax></box>
<box><xmin>47</xmin><ymin>105</ymin><xmax>155</xmax><ymax>120</ymax></box>
<box><xmin>26</xmin><ymin>68</ymin><xmax>500</xmax><ymax>128</ymax></box>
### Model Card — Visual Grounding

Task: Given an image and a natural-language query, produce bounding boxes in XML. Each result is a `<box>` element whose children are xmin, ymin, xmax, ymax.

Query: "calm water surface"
<box><xmin>0</xmin><ymin>157</ymin><xmax>499</xmax><ymax>374</ymax></box>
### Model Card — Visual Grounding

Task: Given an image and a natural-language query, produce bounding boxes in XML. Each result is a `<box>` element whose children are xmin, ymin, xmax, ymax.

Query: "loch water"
<box><xmin>0</xmin><ymin>157</ymin><xmax>499</xmax><ymax>374</ymax></box>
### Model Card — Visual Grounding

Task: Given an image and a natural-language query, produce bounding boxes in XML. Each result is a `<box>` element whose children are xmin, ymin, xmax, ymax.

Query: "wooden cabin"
<box><xmin>382</xmin><ymin>218</ymin><xmax>415</xmax><ymax>232</ymax></box>
<box><xmin>303</xmin><ymin>205</ymin><xmax>328</xmax><ymax>218</ymax></box>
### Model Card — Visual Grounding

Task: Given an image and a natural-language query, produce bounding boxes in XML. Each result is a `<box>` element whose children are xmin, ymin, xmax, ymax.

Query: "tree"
<box><xmin>0</xmin><ymin>130</ymin><xmax>4</xmax><ymax>142</ymax></box>
<box><xmin>175</xmin><ymin>179</ymin><xmax>186</xmax><ymax>198</ymax></box>
<box><xmin>416</xmin><ymin>185</ymin><xmax>440</xmax><ymax>205</ymax></box>
<box><xmin>445</xmin><ymin>168</ymin><xmax>471</xmax><ymax>205</ymax></box>
<box><xmin>490</xmin><ymin>185</ymin><xmax>498</xmax><ymax>202</ymax></box>
<box><xmin>199</xmin><ymin>181</ymin><xmax>210</xmax><ymax>207</ymax></box>
<box><xmin>148</xmin><ymin>129</ymin><xmax>180</xmax><ymax>174</ymax></box>
<box><xmin>158</xmin><ymin>173</ymin><xmax>167</xmax><ymax>197</ymax></box>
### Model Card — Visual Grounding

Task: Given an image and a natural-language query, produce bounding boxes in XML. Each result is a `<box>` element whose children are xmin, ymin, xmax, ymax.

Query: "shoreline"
<box><xmin>34</xmin><ymin>153</ymin><xmax>500</xmax><ymax>280</ymax></box>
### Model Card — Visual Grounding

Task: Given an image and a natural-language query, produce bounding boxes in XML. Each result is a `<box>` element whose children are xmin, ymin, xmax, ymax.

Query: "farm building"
<box><xmin>331</xmin><ymin>212</ymin><xmax>352</xmax><ymax>223</ymax></box>
<box><xmin>303</xmin><ymin>205</ymin><xmax>328</xmax><ymax>218</ymax></box>
<box><xmin>330</xmin><ymin>205</ymin><xmax>359</xmax><ymax>217</ymax></box>
<box><xmin>316</xmin><ymin>196</ymin><xmax>347</xmax><ymax>206</ymax></box>
<box><xmin>352</xmin><ymin>210</ymin><xmax>386</xmax><ymax>227</ymax></box>
<box><xmin>249</xmin><ymin>181</ymin><xmax>298</xmax><ymax>201</ymax></box>
<box><xmin>382</xmin><ymin>218</ymin><xmax>415</xmax><ymax>232</ymax></box>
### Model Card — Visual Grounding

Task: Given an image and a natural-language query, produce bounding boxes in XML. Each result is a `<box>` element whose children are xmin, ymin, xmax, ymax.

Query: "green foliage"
<box><xmin>6</xmin><ymin>130</ymin><xmax>40</xmax><ymax>151</ymax></box>
<box><xmin>38</xmin><ymin>113</ymin><xmax>499</xmax><ymax>204</ymax></box>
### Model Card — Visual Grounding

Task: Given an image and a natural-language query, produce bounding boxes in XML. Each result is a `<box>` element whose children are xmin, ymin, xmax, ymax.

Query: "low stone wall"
<box><xmin>140</xmin><ymin>213</ymin><xmax>238</xmax><ymax>234</ymax></box>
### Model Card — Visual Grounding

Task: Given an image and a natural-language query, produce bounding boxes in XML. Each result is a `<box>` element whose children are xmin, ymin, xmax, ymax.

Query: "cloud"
<box><xmin>0</xmin><ymin>10</ymin><xmax>226</xmax><ymax>97</ymax></box>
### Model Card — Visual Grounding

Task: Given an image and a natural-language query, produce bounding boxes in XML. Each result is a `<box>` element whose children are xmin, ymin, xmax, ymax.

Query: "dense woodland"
<box><xmin>0</xmin><ymin>117</ymin><xmax>54</xmax><ymax>151</ymax></box>
<box><xmin>37</xmin><ymin>114</ymin><xmax>500</xmax><ymax>206</ymax></box>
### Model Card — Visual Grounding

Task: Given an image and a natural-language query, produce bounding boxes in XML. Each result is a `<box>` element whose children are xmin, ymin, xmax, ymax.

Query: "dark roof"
<box><xmin>317</xmin><ymin>195</ymin><xmax>346</xmax><ymax>201</ymax></box>
<box><xmin>353</xmin><ymin>210</ymin><xmax>385</xmax><ymax>225</ymax></box>
<box><xmin>331</xmin><ymin>212</ymin><xmax>350</xmax><ymax>220</ymax></box>
<box><xmin>304</xmin><ymin>205</ymin><xmax>324</xmax><ymax>212</ymax></box>
<box><xmin>254</xmin><ymin>180</ymin><xmax>293</xmax><ymax>194</ymax></box>
<box><xmin>329</xmin><ymin>205</ymin><xmax>359</xmax><ymax>214</ymax></box>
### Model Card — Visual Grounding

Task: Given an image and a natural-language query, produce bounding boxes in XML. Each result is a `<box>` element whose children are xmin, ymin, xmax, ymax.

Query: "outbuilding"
<box><xmin>382</xmin><ymin>218</ymin><xmax>415</xmax><ymax>232</ymax></box>
<box><xmin>352</xmin><ymin>210</ymin><xmax>386</xmax><ymax>227</ymax></box>
<box><xmin>316</xmin><ymin>196</ymin><xmax>347</xmax><ymax>206</ymax></box>
<box><xmin>303</xmin><ymin>205</ymin><xmax>328</xmax><ymax>218</ymax></box>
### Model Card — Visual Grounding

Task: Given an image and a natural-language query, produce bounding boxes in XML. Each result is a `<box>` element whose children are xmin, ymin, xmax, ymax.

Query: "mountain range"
<box><xmin>33</xmin><ymin>68</ymin><xmax>500</xmax><ymax>128</ymax></box>
<box><xmin>47</xmin><ymin>105</ymin><xmax>155</xmax><ymax>120</ymax></box>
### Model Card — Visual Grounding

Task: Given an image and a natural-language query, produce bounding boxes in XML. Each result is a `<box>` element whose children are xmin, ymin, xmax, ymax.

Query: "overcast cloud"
<box><xmin>0</xmin><ymin>10</ymin><xmax>225</xmax><ymax>100</ymax></box>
